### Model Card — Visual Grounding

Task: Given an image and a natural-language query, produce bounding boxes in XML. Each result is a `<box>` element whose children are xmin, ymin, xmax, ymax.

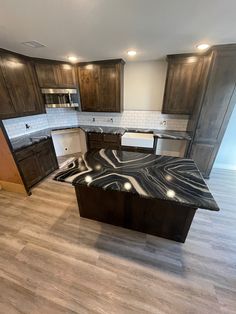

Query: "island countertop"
<box><xmin>54</xmin><ymin>148</ymin><xmax>219</xmax><ymax>211</ymax></box>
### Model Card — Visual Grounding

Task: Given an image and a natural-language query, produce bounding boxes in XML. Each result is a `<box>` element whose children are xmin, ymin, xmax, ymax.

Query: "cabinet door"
<box><xmin>35</xmin><ymin>63</ymin><xmax>59</xmax><ymax>88</ymax></box>
<box><xmin>18</xmin><ymin>154</ymin><xmax>42</xmax><ymax>189</ymax></box>
<box><xmin>99</xmin><ymin>63</ymin><xmax>119</xmax><ymax>112</ymax></box>
<box><xmin>190</xmin><ymin>143</ymin><xmax>215</xmax><ymax>177</ymax></box>
<box><xmin>35</xmin><ymin>62</ymin><xmax>77</xmax><ymax>88</ymax></box>
<box><xmin>0</xmin><ymin>64</ymin><xmax>16</xmax><ymax>119</ymax></box>
<box><xmin>88</xmin><ymin>141</ymin><xmax>104</xmax><ymax>150</ymax></box>
<box><xmin>57</xmin><ymin>64</ymin><xmax>77</xmax><ymax>88</ymax></box>
<box><xmin>36</xmin><ymin>139</ymin><xmax>58</xmax><ymax>176</ymax></box>
<box><xmin>1</xmin><ymin>53</ymin><xmax>44</xmax><ymax>117</ymax></box>
<box><xmin>162</xmin><ymin>56</ymin><xmax>203</xmax><ymax>114</ymax></box>
<box><xmin>78</xmin><ymin>64</ymin><xmax>99</xmax><ymax>111</ymax></box>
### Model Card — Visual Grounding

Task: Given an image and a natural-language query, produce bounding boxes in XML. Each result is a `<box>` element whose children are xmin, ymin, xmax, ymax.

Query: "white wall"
<box><xmin>124</xmin><ymin>60</ymin><xmax>167</xmax><ymax>111</ymax></box>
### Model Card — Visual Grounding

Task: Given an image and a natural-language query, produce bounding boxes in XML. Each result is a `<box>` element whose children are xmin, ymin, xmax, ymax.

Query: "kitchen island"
<box><xmin>54</xmin><ymin>149</ymin><xmax>219</xmax><ymax>242</ymax></box>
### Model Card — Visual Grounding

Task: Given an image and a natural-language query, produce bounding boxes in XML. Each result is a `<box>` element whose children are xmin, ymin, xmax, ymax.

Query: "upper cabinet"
<box><xmin>0</xmin><ymin>51</ymin><xmax>45</xmax><ymax>119</ymax></box>
<box><xmin>0</xmin><ymin>64</ymin><xmax>16</xmax><ymax>118</ymax></box>
<box><xmin>35</xmin><ymin>61</ymin><xmax>77</xmax><ymax>88</ymax></box>
<box><xmin>78</xmin><ymin>64</ymin><xmax>100</xmax><ymax>111</ymax></box>
<box><xmin>162</xmin><ymin>55</ymin><xmax>204</xmax><ymax>115</ymax></box>
<box><xmin>78</xmin><ymin>59</ymin><xmax>124</xmax><ymax>112</ymax></box>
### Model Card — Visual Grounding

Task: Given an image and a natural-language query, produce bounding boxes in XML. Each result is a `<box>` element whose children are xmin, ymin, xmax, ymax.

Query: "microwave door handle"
<box><xmin>68</xmin><ymin>92</ymin><xmax>72</xmax><ymax>105</ymax></box>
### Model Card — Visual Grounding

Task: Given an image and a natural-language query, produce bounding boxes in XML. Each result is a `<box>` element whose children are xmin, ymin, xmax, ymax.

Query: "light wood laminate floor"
<box><xmin>0</xmin><ymin>168</ymin><xmax>235</xmax><ymax>314</ymax></box>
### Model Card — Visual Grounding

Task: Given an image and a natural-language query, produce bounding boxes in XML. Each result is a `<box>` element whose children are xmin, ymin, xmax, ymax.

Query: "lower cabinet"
<box><xmin>87</xmin><ymin>132</ymin><xmax>121</xmax><ymax>150</ymax></box>
<box><xmin>86</xmin><ymin>132</ymin><xmax>155</xmax><ymax>153</ymax></box>
<box><xmin>120</xmin><ymin>146</ymin><xmax>155</xmax><ymax>154</ymax></box>
<box><xmin>15</xmin><ymin>138</ymin><xmax>58</xmax><ymax>190</ymax></box>
<box><xmin>189</xmin><ymin>142</ymin><xmax>216</xmax><ymax>178</ymax></box>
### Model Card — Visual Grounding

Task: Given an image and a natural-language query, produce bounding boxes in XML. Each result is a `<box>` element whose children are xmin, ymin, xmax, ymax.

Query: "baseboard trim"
<box><xmin>0</xmin><ymin>181</ymin><xmax>28</xmax><ymax>195</ymax></box>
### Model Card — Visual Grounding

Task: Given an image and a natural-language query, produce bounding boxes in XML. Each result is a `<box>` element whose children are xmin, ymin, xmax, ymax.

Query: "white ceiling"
<box><xmin>0</xmin><ymin>0</ymin><xmax>236</xmax><ymax>62</ymax></box>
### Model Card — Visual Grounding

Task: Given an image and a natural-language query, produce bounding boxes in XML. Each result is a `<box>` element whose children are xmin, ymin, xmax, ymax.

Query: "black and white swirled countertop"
<box><xmin>54</xmin><ymin>148</ymin><xmax>219</xmax><ymax>211</ymax></box>
<box><xmin>9</xmin><ymin>125</ymin><xmax>192</xmax><ymax>151</ymax></box>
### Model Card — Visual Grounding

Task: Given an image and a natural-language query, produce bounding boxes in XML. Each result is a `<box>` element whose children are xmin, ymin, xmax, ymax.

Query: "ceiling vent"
<box><xmin>22</xmin><ymin>41</ymin><xmax>46</xmax><ymax>48</ymax></box>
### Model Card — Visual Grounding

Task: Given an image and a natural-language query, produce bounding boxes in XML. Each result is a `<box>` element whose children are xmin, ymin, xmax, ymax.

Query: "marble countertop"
<box><xmin>9</xmin><ymin>125</ymin><xmax>192</xmax><ymax>151</ymax></box>
<box><xmin>153</xmin><ymin>130</ymin><xmax>191</xmax><ymax>140</ymax></box>
<box><xmin>54</xmin><ymin>148</ymin><xmax>219</xmax><ymax>211</ymax></box>
<box><xmin>10</xmin><ymin>128</ymin><xmax>52</xmax><ymax>151</ymax></box>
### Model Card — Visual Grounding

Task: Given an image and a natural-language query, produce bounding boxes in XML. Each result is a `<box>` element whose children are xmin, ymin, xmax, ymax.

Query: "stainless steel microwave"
<box><xmin>41</xmin><ymin>88</ymin><xmax>80</xmax><ymax>109</ymax></box>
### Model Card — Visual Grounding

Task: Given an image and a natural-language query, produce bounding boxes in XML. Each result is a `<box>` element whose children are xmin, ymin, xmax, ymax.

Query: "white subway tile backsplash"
<box><xmin>3</xmin><ymin>108</ymin><xmax>189</xmax><ymax>138</ymax></box>
<box><xmin>2</xmin><ymin>114</ymin><xmax>49</xmax><ymax>138</ymax></box>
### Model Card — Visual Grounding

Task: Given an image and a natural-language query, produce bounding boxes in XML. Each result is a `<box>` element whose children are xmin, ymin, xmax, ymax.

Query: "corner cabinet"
<box><xmin>34</xmin><ymin>61</ymin><xmax>77</xmax><ymax>88</ymax></box>
<box><xmin>162</xmin><ymin>55</ymin><xmax>204</xmax><ymax>115</ymax></box>
<box><xmin>78</xmin><ymin>59</ymin><xmax>124</xmax><ymax>112</ymax></box>
<box><xmin>15</xmin><ymin>138</ymin><xmax>58</xmax><ymax>190</ymax></box>
<box><xmin>0</xmin><ymin>51</ymin><xmax>45</xmax><ymax>119</ymax></box>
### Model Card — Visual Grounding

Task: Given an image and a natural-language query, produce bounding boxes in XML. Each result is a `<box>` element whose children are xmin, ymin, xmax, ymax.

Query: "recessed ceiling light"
<box><xmin>127</xmin><ymin>50</ymin><xmax>137</xmax><ymax>56</ymax></box>
<box><xmin>22</xmin><ymin>41</ymin><xmax>46</xmax><ymax>48</ymax></box>
<box><xmin>67</xmin><ymin>56</ymin><xmax>78</xmax><ymax>63</ymax></box>
<box><xmin>196</xmin><ymin>43</ymin><xmax>210</xmax><ymax>51</ymax></box>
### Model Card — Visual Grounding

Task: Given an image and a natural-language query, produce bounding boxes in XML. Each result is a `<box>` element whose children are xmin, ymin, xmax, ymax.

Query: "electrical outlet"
<box><xmin>92</xmin><ymin>117</ymin><xmax>96</xmax><ymax>122</ymax></box>
<box><xmin>160</xmin><ymin>120</ymin><xmax>167</xmax><ymax>126</ymax></box>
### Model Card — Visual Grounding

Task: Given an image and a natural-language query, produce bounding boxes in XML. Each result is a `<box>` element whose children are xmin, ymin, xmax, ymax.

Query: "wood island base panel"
<box><xmin>75</xmin><ymin>185</ymin><xmax>197</xmax><ymax>242</ymax></box>
<box><xmin>54</xmin><ymin>148</ymin><xmax>219</xmax><ymax>242</ymax></box>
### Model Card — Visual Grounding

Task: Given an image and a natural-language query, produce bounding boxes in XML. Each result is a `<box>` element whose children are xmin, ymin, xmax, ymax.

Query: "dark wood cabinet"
<box><xmin>36</xmin><ymin>139</ymin><xmax>58</xmax><ymax>176</ymax></box>
<box><xmin>0</xmin><ymin>65</ymin><xmax>16</xmax><ymax>119</ymax></box>
<box><xmin>99</xmin><ymin>63</ymin><xmax>122</xmax><ymax>112</ymax></box>
<box><xmin>188</xmin><ymin>46</ymin><xmax>236</xmax><ymax>178</ymax></box>
<box><xmin>162</xmin><ymin>55</ymin><xmax>204</xmax><ymax>115</ymax></box>
<box><xmin>0</xmin><ymin>49</ymin><xmax>123</xmax><ymax>118</ymax></box>
<box><xmin>57</xmin><ymin>63</ymin><xmax>77</xmax><ymax>88</ymax></box>
<box><xmin>34</xmin><ymin>63</ymin><xmax>58</xmax><ymax>88</ymax></box>
<box><xmin>163</xmin><ymin>45</ymin><xmax>236</xmax><ymax>178</ymax></box>
<box><xmin>121</xmin><ymin>146</ymin><xmax>155</xmax><ymax>154</ymax></box>
<box><xmin>78</xmin><ymin>64</ymin><xmax>100</xmax><ymax>111</ymax></box>
<box><xmin>0</xmin><ymin>51</ymin><xmax>45</xmax><ymax>119</ymax></box>
<box><xmin>87</xmin><ymin>132</ymin><xmax>121</xmax><ymax>150</ymax></box>
<box><xmin>17</xmin><ymin>153</ymin><xmax>42</xmax><ymax>188</ymax></box>
<box><xmin>15</xmin><ymin>138</ymin><xmax>58</xmax><ymax>189</ymax></box>
<box><xmin>78</xmin><ymin>59</ymin><xmax>124</xmax><ymax>112</ymax></box>
<box><xmin>35</xmin><ymin>61</ymin><xmax>77</xmax><ymax>88</ymax></box>
<box><xmin>189</xmin><ymin>143</ymin><xmax>215</xmax><ymax>175</ymax></box>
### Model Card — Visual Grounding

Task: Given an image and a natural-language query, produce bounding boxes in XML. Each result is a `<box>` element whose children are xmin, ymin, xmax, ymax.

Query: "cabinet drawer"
<box><xmin>87</xmin><ymin>133</ymin><xmax>103</xmax><ymax>142</ymax></box>
<box><xmin>103</xmin><ymin>134</ymin><xmax>120</xmax><ymax>143</ymax></box>
<box><xmin>15</xmin><ymin>146</ymin><xmax>34</xmax><ymax>161</ymax></box>
<box><xmin>121</xmin><ymin>146</ymin><xmax>154</xmax><ymax>154</ymax></box>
